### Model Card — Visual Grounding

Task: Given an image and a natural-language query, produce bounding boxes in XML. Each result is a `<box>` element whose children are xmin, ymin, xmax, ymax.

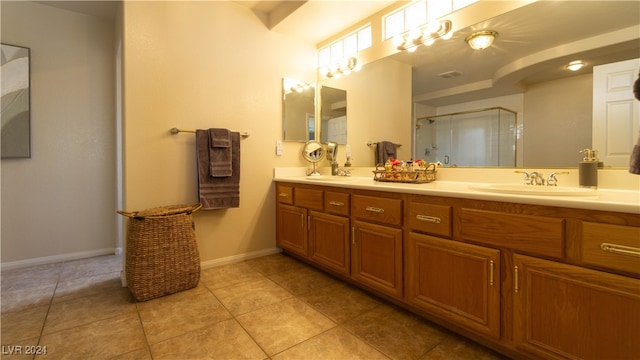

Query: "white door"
<box><xmin>592</xmin><ymin>58</ymin><xmax>640</xmax><ymax>167</ymax></box>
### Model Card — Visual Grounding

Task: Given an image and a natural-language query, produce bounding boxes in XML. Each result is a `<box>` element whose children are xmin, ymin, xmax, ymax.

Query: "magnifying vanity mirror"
<box><xmin>302</xmin><ymin>140</ymin><xmax>325</xmax><ymax>176</ymax></box>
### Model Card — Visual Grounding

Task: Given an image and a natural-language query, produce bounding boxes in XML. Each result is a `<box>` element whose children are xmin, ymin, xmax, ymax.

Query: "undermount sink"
<box><xmin>471</xmin><ymin>184</ymin><xmax>597</xmax><ymax>196</ymax></box>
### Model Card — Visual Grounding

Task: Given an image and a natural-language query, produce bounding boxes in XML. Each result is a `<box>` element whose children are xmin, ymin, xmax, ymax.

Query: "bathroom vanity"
<box><xmin>274</xmin><ymin>172</ymin><xmax>639</xmax><ymax>360</ymax></box>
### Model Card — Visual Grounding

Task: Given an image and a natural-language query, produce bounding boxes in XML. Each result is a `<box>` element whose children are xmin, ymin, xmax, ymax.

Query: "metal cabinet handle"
<box><xmin>365</xmin><ymin>206</ymin><xmax>385</xmax><ymax>214</ymax></box>
<box><xmin>600</xmin><ymin>243</ymin><xmax>640</xmax><ymax>257</ymax></box>
<box><xmin>351</xmin><ymin>226</ymin><xmax>355</xmax><ymax>245</ymax></box>
<box><xmin>329</xmin><ymin>201</ymin><xmax>344</xmax><ymax>207</ymax></box>
<box><xmin>489</xmin><ymin>260</ymin><xmax>494</xmax><ymax>286</ymax></box>
<box><xmin>416</xmin><ymin>214</ymin><xmax>441</xmax><ymax>223</ymax></box>
<box><xmin>279</xmin><ymin>193</ymin><xmax>289</xmax><ymax>197</ymax></box>
<box><xmin>514</xmin><ymin>266</ymin><xmax>519</xmax><ymax>293</ymax></box>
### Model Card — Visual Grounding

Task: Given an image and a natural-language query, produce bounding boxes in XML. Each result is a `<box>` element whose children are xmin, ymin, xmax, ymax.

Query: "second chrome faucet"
<box><xmin>515</xmin><ymin>170</ymin><xmax>569</xmax><ymax>186</ymax></box>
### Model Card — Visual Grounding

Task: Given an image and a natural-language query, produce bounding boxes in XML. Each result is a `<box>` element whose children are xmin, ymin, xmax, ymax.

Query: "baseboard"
<box><xmin>200</xmin><ymin>247</ymin><xmax>282</xmax><ymax>269</ymax></box>
<box><xmin>1</xmin><ymin>248</ymin><xmax>117</xmax><ymax>271</ymax></box>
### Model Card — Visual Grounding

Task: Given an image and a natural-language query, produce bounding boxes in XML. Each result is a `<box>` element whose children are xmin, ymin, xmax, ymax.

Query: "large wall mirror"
<box><xmin>282</xmin><ymin>77</ymin><xmax>315</xmax><ymax>142</ymax></box>
<box><xmin>1</xmin><ymin>43</ymin><xmax>31</xmax><ymax>158</ymax></box>
<box><xmin>321</xmin><ymin>1</ymin><xmax>639</xmax><ymax>168</ymax></box>
<box><xmin>319</xmin><ymin>85</ymin><xmax>347</xmax><ymax>144</ymax></box>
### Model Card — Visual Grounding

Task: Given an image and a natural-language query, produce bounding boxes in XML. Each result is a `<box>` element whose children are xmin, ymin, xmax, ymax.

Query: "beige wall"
<box><xmin>1</xmin><ymin>1</ymin><xmax>117</xmax><ymax>264</ymax></box>
<box><xmin>122</xmin><ymin>1</ymin><xmax>318</xmax><ymax>266</ymax></box>
<box><xmin>523</xmin><ymin>74</ymin><xmax>592</xmax><ymax>167</ymax></box>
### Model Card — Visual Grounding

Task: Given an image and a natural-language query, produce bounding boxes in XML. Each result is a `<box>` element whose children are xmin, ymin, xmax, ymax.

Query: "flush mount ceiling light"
<box><xmin>567</xmin><ymin>60</ymin><xmax>585</xmax><ymax>71</ymax></box>
<box><xmin>465</xmin><ymin>30</ymin><xmax>498</xmax><ymax>50</ymax></box>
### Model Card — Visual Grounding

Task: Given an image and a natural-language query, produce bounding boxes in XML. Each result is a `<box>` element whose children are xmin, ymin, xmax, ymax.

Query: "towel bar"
<box><xmin>367</xmin><ymin>141</ymin><xmax>402</xmax><ymax>147</ymax></box>
<box><xmin>170</xmin><ymin>128</ymin><xmax>250</xmax><ymax>138</ymax></box>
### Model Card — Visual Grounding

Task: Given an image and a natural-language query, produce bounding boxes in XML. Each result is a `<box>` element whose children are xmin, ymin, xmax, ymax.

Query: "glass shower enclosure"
<box><xmin>414</xmin><ymin>107</ymin><xmax>517</xmax><ymax>167</ymax></box>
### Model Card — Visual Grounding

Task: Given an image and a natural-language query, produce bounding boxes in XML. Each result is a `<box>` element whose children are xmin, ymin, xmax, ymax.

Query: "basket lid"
<box><xmin>135</xmin><ymin>204</ymin><xmax>201</xmax><ymax>217</ymax></box>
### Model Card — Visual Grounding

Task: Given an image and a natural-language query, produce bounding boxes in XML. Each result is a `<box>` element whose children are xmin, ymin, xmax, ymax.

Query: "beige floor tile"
<box><xmin>1</xmin><ymin>283</ymin><xmax>57</xmax><ymax>314</ymax></box>
<box><xmin>37</xmin><ymin>314</ymin><xmax>146</xmax><ymax>360</ymax></box>
<box><xmin>419</xmin><ymin>334</ymin><xmax>507</xmax><ymax>360</ymax></box>
<box><xmin>212</xmin><ymin>277</ymin><xmax>293</xmax><ymax>316</ymax></box>
<box><xmin>344</xmin><ymin>304</ymin><xmax>449</xmax><ymax>360</ymax></box>
<box><xmin>273</xmin><ymin>327</ymin><xmax>389</xmax><ymax>360</ymax></box>
<box><xmin>137</xmin><ymin>285</ymin><xmax>232</xmax><ymax>344</ymax></box>
<box><xmin>109</xmin><ymin>347</ymin><xmax>152</xmax><ymax>360</ymax></box>
<box><xmin>237</xmin><ymin>297</ymin><xmax>336</xmax><ymax>356</ymax></box>
<box><xmin>1</xmin><ymin>263</ymin><xmax>61</xmax><ymax>292</ymax></box>
<box><xmin>43</xmin><ymin>287</ymin><xmax>135</xmax><ymax>334</ymax></box>
<box><xmin>59</xmin><ymin>255</ymin><xmax>122</xmax><ymax>281</ymax></box>
<box><xmin>299</xmin><ymin>281</ymin><xmax>383</xmax><ymax>324</ymax></box>
<box><xmin>150</xmin><ymin>319</ymin><xmax>267</xmax><ymax>360</ymax></box>
<box><xmin>199</xmin><ymin>261</ymin><xmax>265</xmax><ymax>290</ymax></box>
<box><xmin>268</xmin><ymin>266</ymin><xmax>338</xmax><ymax>296</ymax></box>
<box><xmin>53</xmin><ymin>271</ymin><xmax>123</xmax><ymax>303</ymax></box>
<box><xmin>244</xmin><ymin>253</ymin><xmax>309</xmax><ymax>276</ymax></box>
<box><xmin>1</xmin><ymin>305</ymin><xmax>49</xmax><ymax>344</ymax></box>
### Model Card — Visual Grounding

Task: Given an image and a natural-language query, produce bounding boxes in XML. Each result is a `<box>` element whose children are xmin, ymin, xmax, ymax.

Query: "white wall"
<box><xmin>122</xmin><ymin>1</ymin><xmax>318</xmax><ymax>266</ymax></box>
<box><xmin>1</xmin><ymin>1</ymin><xmax>117</xmax><ymax>265</ymax></box>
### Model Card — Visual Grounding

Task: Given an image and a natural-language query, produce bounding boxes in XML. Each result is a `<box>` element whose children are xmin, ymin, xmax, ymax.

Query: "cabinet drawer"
<box><xmin>325</xmin><ymin>191</ymin><xmax>350</xmax><ymax>216</ymax></box>
<box><xmin>294</xmin><ymin>188</ymin><xmax>323</xmax><ymax>211</ymax></box>
<box><xmin>409</xmin><ymin>202</ymin><xmax>452</xmax><ymax>237</ymax></box>
<box><xmin>277</xmin><ymin>185</ymin><xmax>293</xmax><ymax>204</ymax></box>
<box><xmin>582</xmin><ymin>222</ymin><xmax>640</xmax><ymax>276</ymax></box>
<box><xmin>460</xmin><ymin>208</ymin><xmax>564</xmax><ymax>259</ymax></box>
<box><xmin>352</xmin><ymin>195</ymin><xmax>402</xmax><ymax>226</ymax></box>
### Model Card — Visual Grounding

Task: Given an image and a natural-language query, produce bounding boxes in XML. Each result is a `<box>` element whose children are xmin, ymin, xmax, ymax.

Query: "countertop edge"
<box><xmin>273</xmin><ymin>177</ymin><xmax>640</xmax><ymax>214</ymax></box>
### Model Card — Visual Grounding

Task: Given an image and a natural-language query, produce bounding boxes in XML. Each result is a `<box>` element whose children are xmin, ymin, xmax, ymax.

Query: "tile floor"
<box><xmin>1</xmin><ymin>253</ymin><xmax>507</xmax><ymax>359</ymax></box>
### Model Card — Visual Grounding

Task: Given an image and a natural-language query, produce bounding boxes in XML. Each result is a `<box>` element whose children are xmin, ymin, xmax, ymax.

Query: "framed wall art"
<box><xmin>1</xmin><ymin>43</ymin><xmax>31</xmax><ymax>158</ymax></box>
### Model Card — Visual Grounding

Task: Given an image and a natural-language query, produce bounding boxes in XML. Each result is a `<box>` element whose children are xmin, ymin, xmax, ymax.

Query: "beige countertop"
<box><xmin>273</xmin><ymin>167</ymin><xmax>640</xmax><ymax>214</ymax></box>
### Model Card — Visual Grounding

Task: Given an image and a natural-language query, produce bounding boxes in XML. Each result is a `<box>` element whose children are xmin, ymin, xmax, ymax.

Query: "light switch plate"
<box><xmin>276</xmin><ymin>140</ymin><xmax>283</xmax><ymax>156</ymax></box>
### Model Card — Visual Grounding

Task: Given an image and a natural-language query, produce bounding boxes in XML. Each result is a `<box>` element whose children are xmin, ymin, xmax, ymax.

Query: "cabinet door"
<box><xmin>352</xmin><ymin>220</ymin><xmax>403</xmax><ymax>298</ymax></box>
<box><xmin>407</xmin><ymin>233</ymin><xmax>501</xmax><ymax>339</ymax></box>
<box><xmin>309</xmin><ymin>211</ymin><xmax>350</xmax><ymax>276</ymax></box>
<box><xmin>276</xmin><ymin>204</ymin><xmax>307</xmax><ymax>257</ymax></box>
<box><xmin>513</xmin><ymin>254</ymin><xmax>640</xmax><ymax>360</ymax></box>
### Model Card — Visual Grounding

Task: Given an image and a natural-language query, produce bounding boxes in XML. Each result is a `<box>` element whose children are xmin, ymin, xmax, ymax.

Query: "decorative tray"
<box><xmin>372</xmin><ymin>163</ymin><xmax>437</xmax><ymax>184</ymax></box>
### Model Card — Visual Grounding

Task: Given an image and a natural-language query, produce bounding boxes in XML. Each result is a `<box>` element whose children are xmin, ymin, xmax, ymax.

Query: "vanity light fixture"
<box><xmin>394</xmin><ymin>20</ymin><xmax>452</xmax><ymax>51</ymax></box>
<box><xmin>323</xmin><ymin>56</ymin><xmax>360</xmax><ymax>78</ymax></box>
<box><xmin>465</xmin><ymin>30</ymin><xmax>498</xmax><ymax>50</ymax></box>
<box><xmin>567</xmin><ymin>60</ymin><xmax>585</xmax><ymax>71</ymax></box>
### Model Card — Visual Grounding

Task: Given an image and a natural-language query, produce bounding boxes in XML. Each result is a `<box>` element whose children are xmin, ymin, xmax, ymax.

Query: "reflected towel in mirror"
<box><xmin>376</xmin><ymin>141</ymin><xmax>397</xmax><ymax>165</ymax></box>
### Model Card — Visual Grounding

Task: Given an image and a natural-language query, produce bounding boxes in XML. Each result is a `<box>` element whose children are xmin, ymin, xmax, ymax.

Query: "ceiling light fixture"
<box><xmin>567</xmin><ymin>60</ymin><xmax>585</xmax><ymax>71</ymax></box>
<box><xmin>465</xmin><ymin>30</ymin><xmax>498</xmax><ymax>50</ymax></box>
<box><xmin>395</xmin><ymin>20</ymin><xmax>453</xmax><ymax>51</ymax></box>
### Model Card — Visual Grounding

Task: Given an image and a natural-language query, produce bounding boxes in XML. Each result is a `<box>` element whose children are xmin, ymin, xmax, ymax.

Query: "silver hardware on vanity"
<box><xmin>516</xmin><ymin>170</ymin><xmax>571</xmax><ymax>186</ymax></box>
<box><xmin>302</xmin><ymin>140</ymin><xmax>325</xmax><ymax>176</ymax></box>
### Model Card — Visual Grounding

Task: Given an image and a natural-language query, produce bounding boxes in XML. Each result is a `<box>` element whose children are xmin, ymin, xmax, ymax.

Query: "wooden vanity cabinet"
<box><xmin>407</xmin><ymin>233</ymin><xmax>501</xmax><ymax>339</ymax></box>
<box><xmin>351</xmin><ymin>194</ymin><xmax>404</xmax><ymax>299</ymax></box>
<box><xmin>276</xmin><ymin>181</ymin><xmax>640</xmax><ymax>360</ymax></box>
<box><xmin>513</xmin><ymin>254</ymin><xmax>640</xmax><ymax>359</ymax></box>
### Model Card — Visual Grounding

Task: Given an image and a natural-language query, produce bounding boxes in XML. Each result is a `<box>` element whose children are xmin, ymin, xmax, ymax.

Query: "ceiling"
<box><xmin>35</xmin><ymin>1</ymin><xmax>640</xmax><ymax>106</ymax></box>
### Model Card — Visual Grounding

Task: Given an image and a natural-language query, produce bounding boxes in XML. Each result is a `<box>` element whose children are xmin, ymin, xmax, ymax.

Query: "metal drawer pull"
<box><xmin>600</xmin><ymin>243</ymin><xmax>640</xmax><ymax>257</ymax></box>
<box><xmin>489</xmin><ymin>260</ymin><xmax>494</xmax><ymax>286</ymax></box>
<box><xmin>351</xmin><ymin>227</ymin><xmax>355</xmax><ymax>245</ymax></box>
<box><xmin>329</xmin><ymin>201</ymin><xmax>344</xmax><ymax>207</ymax></box>
<box><xmin>514</xmin><ymin>266</ymin><xmax>519</xmax><ymax>293</ymax></box>
<box><xmin>416</xmin><ymin>215</ymin><xmax>441</xmax><ymax>223</ymax></box>
<box><xmin>279</xmin><ymin>193</ymin><xmax>289</xmax><ymax>197</ymax></box>
<box><xmin>365</xmin><ymin>206</ymin><xmax>385</xmax><ymax>214</ymax></box>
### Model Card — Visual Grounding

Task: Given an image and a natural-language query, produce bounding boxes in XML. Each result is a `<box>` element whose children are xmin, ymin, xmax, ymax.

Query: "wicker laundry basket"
<box><xmin>117</xmin><ymin>204</ymin><xmax>202</xmax><ymax>301</ymax></box>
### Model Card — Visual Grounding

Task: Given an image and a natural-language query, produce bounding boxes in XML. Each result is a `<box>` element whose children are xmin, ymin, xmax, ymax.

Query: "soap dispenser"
<box><xmin>579</xmin><ymin>149</ymin><xmax>598</xmax><ymax>189</ymax></box>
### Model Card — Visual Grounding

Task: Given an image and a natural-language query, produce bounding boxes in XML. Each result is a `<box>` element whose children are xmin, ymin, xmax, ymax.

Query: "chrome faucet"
<box><xmin>546</xmin><ymin>171</ymin><xmax>569</xmax><ymax>186</ymax></box>
<box><xmin>515</xmin><ymin>170</ymin><xmax>545</xmax><ymax>185</ymax></box>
